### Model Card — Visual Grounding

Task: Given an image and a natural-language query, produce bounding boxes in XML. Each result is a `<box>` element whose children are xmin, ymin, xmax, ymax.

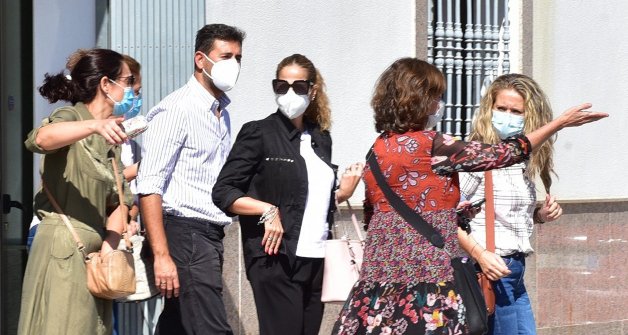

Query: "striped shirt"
<box><xmin>136</xmin><ymin>75</ymin><xmax>232</xmax><ymax>224</ymax></box>
<box><xmin>459</xmin><ymin>163</ymin><xmax>536</xmax><ymax>256</ymax></box>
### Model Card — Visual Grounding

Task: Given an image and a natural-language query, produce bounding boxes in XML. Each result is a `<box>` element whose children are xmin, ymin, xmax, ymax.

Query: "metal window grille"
<box><xmin>428</xmin><ymin>0</ymin><xmax>511</xmax><ymax>139</ymax></box>
<box><xmin>109</xmin><ymin>0</ymin><xmax>206</xmax><ymax>128</ymax></box>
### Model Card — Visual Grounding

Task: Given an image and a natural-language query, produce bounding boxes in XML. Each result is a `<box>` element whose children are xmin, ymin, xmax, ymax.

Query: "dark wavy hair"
<box><xmin>38</xmin><ymin>48</ymin><xmax>124</xmax><ymax>105</ymax></box>
<box><xmin>275</xmin><ymin>54</ymin><xmax>331</xmax><ymax>131</ymax></box>
<box><xmin>372</xmin><ymin>58</ymin><xmax>445</xmax><ymax>133</ymax></box>
<box><xmin>195</xmin><ymin>23</ymin><xmax>246</xmax><ymax>54</ymax></box>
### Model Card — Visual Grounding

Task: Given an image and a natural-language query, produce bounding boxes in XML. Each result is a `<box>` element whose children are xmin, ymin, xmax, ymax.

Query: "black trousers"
<box><xmin>247</xmin><ymin>254</ymin><xmax>324</xmax><ymax>335</ymax></box>
<box><xmin>155</xmin><ymin>216</ymin><xmax>233</xmax><ymax>335</ymax></box>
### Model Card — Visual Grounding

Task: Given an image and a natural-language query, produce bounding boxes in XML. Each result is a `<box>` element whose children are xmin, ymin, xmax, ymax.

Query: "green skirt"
<box><xmin>18</xmin><ymin>214</ymin><xmax>112</xmax><ymax>335</ymax></box>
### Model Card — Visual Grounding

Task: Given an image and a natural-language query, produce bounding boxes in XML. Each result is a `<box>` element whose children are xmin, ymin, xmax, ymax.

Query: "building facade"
<box><xmin>1</xmin><ymin>1</ymin><xmax>626</xmax><ymax>334</ymax></box>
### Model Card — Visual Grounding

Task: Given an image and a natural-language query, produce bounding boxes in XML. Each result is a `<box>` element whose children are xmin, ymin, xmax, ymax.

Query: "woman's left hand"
<box><xmin>261</xmin><ymin>209</ymin><xmax>284</xmax><ymax>255</ymax></box>
<box><xmin>336</xmin><ymin>162</ymin><xmax>364</xmax><ymax>203</ymax></box>
<box><xmin>537</xmin><ymin>194</ymin><xmax>562</xmax><ymax>223</ymax></box>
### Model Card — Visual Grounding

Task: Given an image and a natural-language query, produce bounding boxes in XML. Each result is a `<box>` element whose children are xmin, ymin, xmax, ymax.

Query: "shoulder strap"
<box><xmin>41</xmin><ymin>154</ymin><xmax>133</xmax><ymax>255</ymax></box>
<box><xmin>366</xmin><ymin>148</ymin><xmax>445</xmax><ymax>248</ymax></box>
<box><xmin>111</xmin><ymin>157</ymin><xmax>133</xmax><ymax>251</ymax></box>
<box><xmin>42</xmin><ymin>182</ymin><xmax>88</xmax><ymax>259</ymax></box>
<box><xmin>484</xmin><ymin>171</ymin><xmax>495</xmax><ymax>252</ymax></box>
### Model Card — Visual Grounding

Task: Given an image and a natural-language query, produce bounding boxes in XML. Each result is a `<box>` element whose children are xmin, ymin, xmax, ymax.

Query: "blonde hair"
<box><xmin>469</xmin><ymin>73</ymin><xmax>555</xmax><ymax>192</ymax></box>
<box><xmin>276</xmin><ymin>54</ymin><xmax>332</xmax><ymax>131</ymax></box>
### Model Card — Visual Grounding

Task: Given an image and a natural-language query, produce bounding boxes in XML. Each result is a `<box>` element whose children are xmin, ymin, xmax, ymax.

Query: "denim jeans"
<box><xmin>489</xmin><ymin>253</ymin><xmax>536</xmax><ymax>335</ymax></box>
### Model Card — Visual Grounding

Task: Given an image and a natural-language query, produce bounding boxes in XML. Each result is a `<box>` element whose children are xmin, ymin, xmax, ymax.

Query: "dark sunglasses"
<box><xmin>272</xmin><ymin>79</ymin><xmax>312</xmax><ymax>95</ymax></box>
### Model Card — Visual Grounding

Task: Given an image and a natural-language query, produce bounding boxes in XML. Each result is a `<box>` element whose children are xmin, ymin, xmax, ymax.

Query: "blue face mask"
<box><xmin>107</xmin><ymin>79</ymin><xmax>136</xmax><ymax>116</ymax></box>
<box><xmin>491</xmin><ymin>110</ymin><xmax>525</xmax><ymax>139</ymax></box>
<box><xmin>124</xmin><ymin>93</ymin><xmax>142</xmax><ymax>119</ymax></box>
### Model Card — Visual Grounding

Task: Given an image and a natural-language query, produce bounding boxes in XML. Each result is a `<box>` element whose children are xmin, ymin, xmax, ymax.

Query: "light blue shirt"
<box><xmin>136</xmin><ymin>76</ymin><xmax>231</xmax><ymax>224</ymax></box>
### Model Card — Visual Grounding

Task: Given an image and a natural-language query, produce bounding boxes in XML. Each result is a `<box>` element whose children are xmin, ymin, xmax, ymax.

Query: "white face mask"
<box><xmin>425</xmin><ymin>100</ymin><xmax>445</xmax><ymax>129</ymax></box>
<box><xmin>202</xmin><ymin>54</ymin><xmax>240</xmax><ymax>92</ymax></box>
<box><xmin>275</xmin><ymin>88</ymin><xmax>310</xmax><ymax>119</ymax></box>
<box><xmin>491</xmin><ymin>110</ymin><xmax>525</xmax><ymax>139</ymax></box>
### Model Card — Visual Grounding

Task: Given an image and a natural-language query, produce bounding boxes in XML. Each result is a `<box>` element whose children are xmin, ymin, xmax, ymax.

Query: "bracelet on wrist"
<box><xmin>258</xmin><ymin>205</ymin><xmax>278</xmax><ymax>225</ymax></box>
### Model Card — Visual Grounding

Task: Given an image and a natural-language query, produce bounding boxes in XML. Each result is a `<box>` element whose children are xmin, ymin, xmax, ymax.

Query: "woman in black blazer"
<box><xmin>213</xmin><ymin>54</ymin><xmax>362</xmax><ymax>335</ymax></box>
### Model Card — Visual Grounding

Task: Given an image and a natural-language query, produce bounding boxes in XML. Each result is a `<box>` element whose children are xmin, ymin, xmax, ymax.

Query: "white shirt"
<box><xmin>459</xmin><ymin>163</ymin><xmax>536</xmax><ymax>256</ymax></box>
<box><xmin>296</xmin><ymin>131</ymin><xmax>335</xmax><ymax>258</ymax></box>
<box><xmin>120</xmin><ymin>139</ymin><xmax>141</xmax><ymax>195</ymax></box>
<box><xmin>136</xmin><ymin>76</ymin><xmax>232</xmax><ymax>224</ymax></box>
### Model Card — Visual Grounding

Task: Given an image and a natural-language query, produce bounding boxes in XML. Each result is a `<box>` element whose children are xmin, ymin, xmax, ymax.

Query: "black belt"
<box><xmin>163</xmin><ymin>213</ymin><xmax>226</xmax><ymax>227</ymax></box>
<box><xmin>502</xmin><ymin>251</ymin><xmax>526</xmax><ymax>259</ymax></box>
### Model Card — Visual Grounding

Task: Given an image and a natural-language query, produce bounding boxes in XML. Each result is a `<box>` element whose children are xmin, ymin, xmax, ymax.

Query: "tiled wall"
<box><xmin>222</xmin><ymin>201</ymin><xmax>628</xmax><ymax>335</ymax></box>
<box><xmin>532</xmin><ymin>201</ymin><xmax>628</xmax><ymax>335</ymax></box>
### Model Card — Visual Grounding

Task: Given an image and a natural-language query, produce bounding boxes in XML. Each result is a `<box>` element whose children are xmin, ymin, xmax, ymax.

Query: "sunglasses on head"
<box><xmin>272</xmin><ymin>79</ymin><xmax>312</xmax><ymax>95</ymax></box>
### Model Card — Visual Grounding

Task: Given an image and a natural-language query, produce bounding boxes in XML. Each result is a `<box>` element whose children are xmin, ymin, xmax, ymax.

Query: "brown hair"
<box><xmin>122</xmin><ymin>54</ymin><xmax>141</xmax><ymax>76</ymax></box>
<box><xmin>372</xmin><ymin>58</ymin><xmax>445</xmax><ymax>133</ymax></box>
<box><xmin>276</xmin><ymin>54</ymin><xmax>332</xmax><ymax>131</ymax></box>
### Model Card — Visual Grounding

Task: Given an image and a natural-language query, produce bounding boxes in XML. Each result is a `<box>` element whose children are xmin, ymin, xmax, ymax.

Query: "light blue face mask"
<box><xmin>107</xmin><ymin>79</ymin><xmax>136</xmax><ymax>116</ymax></box>
<box><xmin>124</xmin><ymin>93</ymin><xmax>142</xmax><ymax>119</ymax></box>
<box><xmin>491</xmin><ymin>110</ymin><xmax>525</xmax><ymax>139</ymax></box>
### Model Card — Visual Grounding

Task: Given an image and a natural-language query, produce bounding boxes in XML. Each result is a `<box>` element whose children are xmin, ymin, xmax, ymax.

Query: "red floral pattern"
<box><xmin>333</xmin><ymin>131</ymin><xmax>530</xmax><ymax>334</ymax></box>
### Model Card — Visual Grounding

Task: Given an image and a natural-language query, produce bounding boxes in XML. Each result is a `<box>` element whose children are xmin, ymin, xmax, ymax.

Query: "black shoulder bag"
<box><xmin>367</xmin><ymin>148</ymin><xmax>488</xmax><ymax>335</ymax></box>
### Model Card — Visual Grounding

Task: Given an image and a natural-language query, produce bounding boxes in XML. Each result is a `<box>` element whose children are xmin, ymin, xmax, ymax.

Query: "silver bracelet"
<box><xmin>258</xmin><ymin>206</ymin><xmax>278</xmax><ymax>225</ymax></box>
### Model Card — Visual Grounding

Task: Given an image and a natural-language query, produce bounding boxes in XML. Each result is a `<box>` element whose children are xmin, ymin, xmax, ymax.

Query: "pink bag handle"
<box><xmin>334</xmin><ymin>199</ymin><xmax>364</xmax><ymax>242</ymax></box>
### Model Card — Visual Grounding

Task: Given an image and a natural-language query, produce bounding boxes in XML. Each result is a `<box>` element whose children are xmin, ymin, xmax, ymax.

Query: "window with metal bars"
<box><xmin>427</xmin><ymin>0</ymin><xmax>511</xmax><ymax>139</ymax></box>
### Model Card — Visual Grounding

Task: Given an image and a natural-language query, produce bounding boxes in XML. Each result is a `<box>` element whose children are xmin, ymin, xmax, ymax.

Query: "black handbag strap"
<box><xmin>366</xmin><ymin>148</ymin><xmax>445</xmax><ymax>248</ymax></box>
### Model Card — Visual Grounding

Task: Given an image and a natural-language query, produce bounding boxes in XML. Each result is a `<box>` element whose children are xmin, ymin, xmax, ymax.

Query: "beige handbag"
<box><xmin>42</xmin><ymin>157</ymin><xmax>136</xmax><ymax>300</ymax></box>
<box><xmin>321</xmin><ymin>201</ymin><xmax>364</xmax><ymax>303</ymax></box>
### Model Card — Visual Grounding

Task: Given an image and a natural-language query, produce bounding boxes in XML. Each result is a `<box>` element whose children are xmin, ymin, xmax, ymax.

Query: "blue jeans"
<box><xmin>489</xmin><ymin>253</ymin><xmax>536</xmax><ymax>335</ymax></box>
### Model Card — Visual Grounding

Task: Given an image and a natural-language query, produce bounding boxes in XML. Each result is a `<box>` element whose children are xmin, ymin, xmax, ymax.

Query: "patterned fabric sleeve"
<box><xmin>431</xmin><ymin>132</ymin><xmax>531</xmax><ymax>175</ymax></box>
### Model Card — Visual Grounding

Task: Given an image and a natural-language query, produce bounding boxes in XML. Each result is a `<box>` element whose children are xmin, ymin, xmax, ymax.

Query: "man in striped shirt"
<box><xmin>136</xmin><ymin>23</ymin><xmax>245</xmax><ymax>335</ymax></box>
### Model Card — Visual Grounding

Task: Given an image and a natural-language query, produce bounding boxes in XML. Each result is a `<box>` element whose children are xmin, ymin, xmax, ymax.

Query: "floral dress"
<box><xmin>332</xmin><ymin>131</ymin><xmax>530</xmax><ymax>335</ymax></box>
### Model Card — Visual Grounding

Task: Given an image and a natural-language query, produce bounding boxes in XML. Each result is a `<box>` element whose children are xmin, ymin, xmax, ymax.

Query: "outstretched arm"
<box><xmin>35</xmin><ymin>117</ymin><xmax>127</xmax><ymax>150</ymax></box>
<box><xmin>525</xmin><ymin>103</ymin><xmax>607</xmax><ymax>150</ymax></box>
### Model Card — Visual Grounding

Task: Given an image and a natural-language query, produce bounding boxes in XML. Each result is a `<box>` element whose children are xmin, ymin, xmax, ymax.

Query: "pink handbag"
<box><xmin>321</xmin><ymin>201</ymin><xmax>364</xmax><ymax>303</ymax></box>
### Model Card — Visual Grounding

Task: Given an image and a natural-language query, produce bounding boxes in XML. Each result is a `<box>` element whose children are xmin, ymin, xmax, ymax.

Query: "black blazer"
<box><xmin>212</xmin><ymin>111</ymin><xmax>337</xmax><ymax>269</ymax></box>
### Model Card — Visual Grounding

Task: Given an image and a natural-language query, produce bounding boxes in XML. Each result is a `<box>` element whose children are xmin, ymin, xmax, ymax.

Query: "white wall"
<box><xmin>32</xmin><ymin>0</ymin><xmax>97</xmax><ymax>191</ymax></box>
<box><xmin>206</xmin><ymin>1</ymin><xmax>416</xmax><ymax>204</ymax></box>
<box><xmin>533</xmin><ymin>1</ymin><xmax>628</xmax><ymax>200</ymax></box>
